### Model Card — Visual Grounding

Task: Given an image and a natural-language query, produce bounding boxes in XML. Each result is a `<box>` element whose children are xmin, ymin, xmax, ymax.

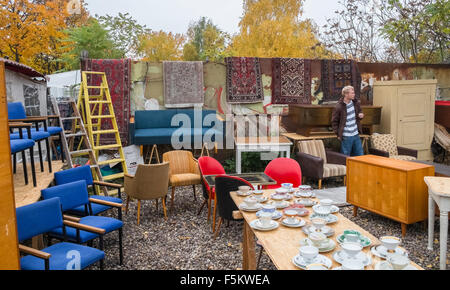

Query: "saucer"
<box><xmin>268</xmin><ymin>200</ymin><xmax>290</xmax><ymax>209</ymax></box>
<box><xmin>300</xmin><ymin>238</ymin><xmax>336</xmax><ymax>253</ymax></box>
<box><xmin>256</xmin><ymin>210</ymin><xmax>283</xmax><ymax>220</ymax></box>
<box><xmin>284</xmin><ymin>207</ymin><xmax>309</xmax><ymax>217</ymax></box>
<box><xmin>371</xmin><ymin>245</ymin><xmax>408</xmax><ymax>259</ymax></box>
<box><xmin>294</xmin><ymin>199</ymin><xmax>317</xmax><ymax>207</ymax></box>
<box><xmin>271</xmin><ymin>193</ymin><xmax>293</xmax><ymax>200</ymax></box>
<box><xmin>249</xmin><ymin>219</ymin><xmax>279</xmax><ymax>231</ymax></box>
<box><xmin>294</xmin><ymin>191</ymin><xmax>315</xmax><ymax>198</ymax></box>
<box><xmin>239</xmin><ymin>203</ymin><xmax>263</xmax><ymax>212</ymax></box>
<box><xmin>374</xmin><ymin>261</ymin><xmax>417</xmax><ymax>270</ymax></box>
<box><xmin>281</xmin><ymin>218</ymin><xmax>306</xmax><ymax>228</ymax></box>
<box><xmin>333</xmin><ymin>250</ymin><xmax>372</xmax><ymax>266</ymax></box>
<box><xmin>337</xmin><ymin>232</ymin><xmax>371</xmax><ymax>248</ymax></box>
<box><xmin>312</xmin><ymin>204</ymin><xmax>339</xmax><ymax>214</ymax></box>
<box><xmin>309</xmin><ymin>213</ymin><xmax>338</xmax><ymax>224</ymax></box>
<box><xmin>302</xmin><ymin>225</ymin><xmax>335</xmax><ymax>237</ymax></box>
<box><xmin>292</xmin><ymin>254</ymin><xmax>332</xmax><ymax>270</ymax></box>
<box><xmin>254</xmin><ymin>196</ymin><xmax>269</xmax><ymax>203</ymax></box>
<box><xmin>237</xmin><ymin>191</ymin><xmax>252</xmax><ymax>197</ymax></box>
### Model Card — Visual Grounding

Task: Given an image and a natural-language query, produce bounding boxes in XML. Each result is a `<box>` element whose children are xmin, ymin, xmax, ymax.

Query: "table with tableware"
<box><xmin>231</xmin><ymin>184</ymin><xmax>423</xmax><ymax>270</ymax></box>
<box><xmin>203</xmin><ymin>172</ymin><xmax>277</xmax><ymax>190</ymax></box>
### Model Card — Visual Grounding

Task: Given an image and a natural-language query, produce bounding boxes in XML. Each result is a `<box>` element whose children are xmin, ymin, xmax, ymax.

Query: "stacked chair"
<box><xmin>9</xmin><ymin>122</ymin><xmax>36</xmax><ymax>186</ymax></box>
<box><xmin>264</xmin><ymin>157</ymin><xmax>302</xmax><ymax>189</ymax></box>
<box><xmin>16</xmin><ymin>198</ymin><xmax>105</xmax><ymax>270</ymax></box>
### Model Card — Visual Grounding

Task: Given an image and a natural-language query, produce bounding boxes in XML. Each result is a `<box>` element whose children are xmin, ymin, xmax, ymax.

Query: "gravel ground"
<box><xmin>95</xmin><ymin>178</ymin><xmax>448</xmax><ymax>270</ymax></box>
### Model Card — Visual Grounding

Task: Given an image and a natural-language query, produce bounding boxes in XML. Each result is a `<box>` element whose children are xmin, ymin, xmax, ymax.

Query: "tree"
<box><xmin>230</xmin><ymin>0</ymin><xmax>333</xmax><ymax>58</ymax></box>
<box><xmin>378</xmin><ymin>0</ymin><xmax>449</xmax><ymax>63</ymax></box>
<box><xmin>61</xmin><ymin>18</ymin><xmax>123</xmax><ymax>70</ymax></box>
<box><xmin>137</xmin><ymin>30</ymin><xmax>185</xmax><ymax>62</ymax></box>
<box><xmin>0</xmin><ymin>0</ymin><xmax>89</xmax><ymax>73</ymax></box>
<box><xmin>182</xmin><ymin>17</ymin><xmax>230</xmax><ymax>62</ymax></box>
<box><xmin>97</xmin><ymin>12</ymin><xmax>149</xmax><ymax>59</ymax></box>
<box><xmin>320</xmin><ymin>0</ymin><xmax>385</xmax><ymax>62</ymax></box>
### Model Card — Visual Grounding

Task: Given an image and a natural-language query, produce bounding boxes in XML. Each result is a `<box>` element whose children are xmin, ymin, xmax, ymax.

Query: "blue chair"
<box><xmin>54</xmin><ymin>165</ymin><xmax>123</xmax><ymax>218</ymax></box>
<box><xmin>41</xmin><ymin>180</ymin><xmax>124</xmax><ymax>265</ymax></box>
<box><xmin>8</xmin><ymin>102</ymin><xmax>63</xmax><ymax>172</ymax></box>
<box><xmin>9</xmin><ymin>123</ymin><xmax>37</xmax><ymax>186</ymax></box>
<box><xmin>16</xmin><ymin>197</ymin><xmax>105</xmax><ymax>270</ymax></box>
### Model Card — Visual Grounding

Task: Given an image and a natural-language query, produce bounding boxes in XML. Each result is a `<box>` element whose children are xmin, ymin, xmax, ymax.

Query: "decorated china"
<box><xmin>237</xmin><ymin>191</ymin><xmax>253</xmax><ymax>197</ymax></box>
<box><xmin>300</xmin><ymin>238</ymin><xmax>336</xmax><ymax>253</ymax></box>
<box><xmin>268</xmin><ymin>200</ymin><xmax>290</xmax><ymax>209</ymax></box>
<box><xmin>281</xmin><ymin>218</ymin><xmax>306</xmax><ymax>228</ymax></box>
<box><xmin>341</xmin><ymin>242</ymin><xmax>363</xmax><ymax>258</ymax></box>
<box><xmin>249</xmin><ymin>219</ymin><xmax>279</xmax><ymax>231</ymax></box>
<box><xmin>374</xmin><ymin>261</ymin><xmax>417</xmax><ymax>271</ymax></box>
<box><xmin>239</xmin><ymin>203</ymin><xmax>263</xmax><ymax>212</ymax></box>
<box><xmin>380</xmin><ymin>236</ymin><xmax>401</xmax><ymax>251</ymax></box>
<box><xmin>292</xmin><ymin>254</ymin><xmax>332</xmax><ymax>270</ymax></box>
<box><xmin>259</xmin><ymin>211</ymin><xmax>273</xmax><ymax>228</ymax></box>
<box><xmin>336</xmin><ymin>230</ymin><xmax>372</xmax><ymax>248</ymax></box>
<box><xmin>309</xmin><ymin>232</ymin><xmax>327</xmax><ymax>247</ymax></box>
<box><xmin>261</xmin><ymin>204</ymin><xmax>276</xmax><ymax>213</ymax></box>
<box><xmin>333</xmin><ymin>250</ymin><xmax>372</xmax><ymax>266</ymax></box>
<box><xmin>294</xmin><ymin>191</ymin><xmax>315</xmax><ymax>198</ymax></box>
<box><xmin>371</xmin><ymin>245</ymin><xmax>408</xmax><ymax>259</ymax></box>
<box><xmin>302</xmin><ymin>225</ymin><xmax>335</xmax><ymax>237</ymax></box>
<box><xmin>387</xmin><ymin>253</ymin><xmax>410</xmax><ymax>270</ymax></box>
<box><xmin>312</xmin><ymin>204</ymin><xmax>339</xmax><ymax>214</ymax></box>
<box><xmin>256</xmin><ymin>210</ymin><xmax>282</xmax><ymax>220</ymax></box>
<box><xmin>342</xmin><ymin>259</ymin><xmax>365</xmax><ymax>270</ymax></box>
<box><xmin>309</xmin><ymin>213</ymin><xmax>338</xmax><ymax>224</ymax></box>
<box><xmin>294</xmin><ymin>198</ymin><xmax>317</xmax><ymax>207</ymax></box>
<box><xmin>244</xmin><ymin>196</ymin><xmax>258</xmax><ymax>208</ymax></box>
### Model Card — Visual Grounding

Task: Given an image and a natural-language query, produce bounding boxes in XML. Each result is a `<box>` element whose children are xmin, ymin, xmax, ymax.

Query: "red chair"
<box><xmin>264</xmin><ymin>158</ymin><xmax>302</xmax><ymax>189</ymax></box>
<box><xmin>198</xmin><ymin>156</ymin><xmax>226</xmax><ymax>231</ymax></box>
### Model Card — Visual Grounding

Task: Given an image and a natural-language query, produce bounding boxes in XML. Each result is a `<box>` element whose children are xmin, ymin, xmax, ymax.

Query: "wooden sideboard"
<box><xmin>347</xmin><ymin>155</ymin><xmax>435</xmax><ymax>237</ymax></box>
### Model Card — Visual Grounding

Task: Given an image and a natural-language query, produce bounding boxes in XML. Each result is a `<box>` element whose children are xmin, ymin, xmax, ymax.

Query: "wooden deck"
<box><xmin>13</xmin><ymin>160</ymin><xmax>65</xmax><ymax>208</ymax></box>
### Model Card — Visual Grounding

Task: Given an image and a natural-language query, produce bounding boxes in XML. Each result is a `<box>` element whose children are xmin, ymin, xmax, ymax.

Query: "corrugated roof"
<box><xmin>0</xmin><ymin>58</ymin><xmax>46</xmax><ymax>79</ymax></box>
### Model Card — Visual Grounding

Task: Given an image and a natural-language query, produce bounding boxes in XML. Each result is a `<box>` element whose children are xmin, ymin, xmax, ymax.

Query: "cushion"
<box><xmin>54</xmin><ymin>165</ymin><xmax>94</xmax><ymax>186</ymax></box>
<box><xmin>323</xmin><ymin>164</ymin><xmax>347</xmax><ymax>178</ymax></box>
<box><xmin>69</xmin><ymin>195</ymin><xmax>122</xmax><ymax>216</ymax></box>
<box><xmin>79</xmin><ymin>216</ymin><xmax>123</xmax><ymax>233</ymax></box>
<box><xmin>135</xmin><ymin>110</ymin><xmax>177</xmax><ymax>129</ymax></box>
<box><xmin>170</xmin><ymin>173</ymin><xmax>201</xmax><ymax>186</ymax></box>
<box><xmin>41</xmin><ymin>180</ymin><xmax>90</xmax><ymax>212</ymax></box>
<box><xmin>298</xmin><ymin>140</ymin><xmax>327</xmax><ymax>163</ymax></box>
<box><xmin>391</xmin><ymin>155</ymin><xmax>417</xmax><ymax>161</ymax></box>
<box><xmin>20</xmin><ymin>242</ymin><xmax>104</xmax><ymax>270</ymax></box>
<box><xmin>371</xmin><ymin>134</ymin><xmax>398</xmax><ymax>157</ymax></box>
<box><xmin>10</xmin><ymin>139</ymin><xmax>35</xmax><ymax>154</ymax></box>
<box><xmin>49</xmin><ymin>225</ymin><xmax>99</xmax><ymax>244</ymax></box>
<box><xmin>32</xmin><ymin>127</ymin><xmax>62</xmax><ymax>135</ymax></box>
<box><xmin>7</xmin><ymin>102</ymin><xmax>27</xmax><ymax>120</ymax></box>
<box><xmin>10</xmin><ymin>130</ymin><xmax>50</xmax><ymax>141</ymax></box>
<box><xmin>134</xmin><ymin>128</ymin><xmax>177</xmax><ymax>145</ymax></box>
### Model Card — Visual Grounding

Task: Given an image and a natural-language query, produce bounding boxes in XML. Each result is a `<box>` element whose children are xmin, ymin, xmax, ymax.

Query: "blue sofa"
<box><xmin>130</xmin><ymin>109</ymin><xmax>224</xmax><ymax>147</ymax></box>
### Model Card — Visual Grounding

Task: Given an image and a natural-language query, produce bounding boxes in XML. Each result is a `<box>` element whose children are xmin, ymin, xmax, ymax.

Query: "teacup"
<box><xmin>388</xmin><ymin>253</ymin><xmax>410</xmax><ymax>270</ymax></box>
<box><xmin>341</xmin><ymin>242</ymin><xmax>363</xmax><ymax>259</ymax></box>
<box><xmin>253</xmin><ymin>189</ymin><xmax>264</xmax><ymax>196</ymax></box>
<box><xmin>275</xmin><ymin>188</ymin><xmax>289</xmax><ymax>195</ymax></box>
<box><xmin>299</xmin><ymin>246</ymin><xmax>319</xmax><ymax>263</ymax></box>
<box><xmin>345</xmin><ymin>233</ymin><xmax>360</xmax><ymax>243</ymax></box>
<box><xmin>259</xmin><ymin>211</ymin><xmax>273</xmax><ymax>228</ymax></box>
<box><xmin>311</xmin><ymin>218</ymin><xmax>327</xmax><ymax>231</ymax></box>
<box><xmin>262</xmin><ymin>204</ymin><xmax>276</xmax><ymax>213</ymax></box>
<box><xmin>342</xmin><ymin>259</ymin><xmax>365</xmax><ymax>270</ymax></box>
<box><xmin>284</xmin><ymin>209</ymin><xmax>298</xmax><ymax>224</ymax></box>
<box><xmin>314</xmin><ymin>206</ymin><xmax>331</xmax><ymax>217</ymax></box>
<box><xmin>281</xmin><ymin>183</ymin><xmax>293</xmax><ymax>191</ymax></box>
<box><xmin>309</xmin><ymin>232</ymin><xmax>327</xmax><ymax>247</ymax></box>
<box><xmin>299</xmin><ymin>185</ymin><xmax>312</xmax><ymax>192</ymax></box>
<box><xmin>271</xmin><ymin>194</ymin><xmax>285</xmax><ymax>206</ymax></box>
<box><xmin>244</xmin><ymin>196</ymin><xmax>258</xmax><ymax>208</ymax></box>
<box><xmin>380</xmin><ymin>236</ymin><xmax>401</xmax><ymax>252</ymax></box>
<box><xmin>239</xmin><ymin>186</ymin><xmax>251</xmax><ymax>193</ymax></box>
<box><xmin>320</xmin><ymin>199</ymin><xmax>333</xmax><ymax>212</ymax></box>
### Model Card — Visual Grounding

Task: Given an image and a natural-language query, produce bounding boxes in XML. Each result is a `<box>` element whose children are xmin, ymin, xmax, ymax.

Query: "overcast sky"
<box><xmin>84</xmin><ymin>0</ymin><xmax>341</xmax><ymax>35</ymax></box>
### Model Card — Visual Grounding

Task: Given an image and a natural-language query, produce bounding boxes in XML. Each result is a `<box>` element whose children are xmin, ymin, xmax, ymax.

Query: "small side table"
<box><xmin>425</xmin><ymin>176</ymin><xmax>450</xmax><ymax>270</ymax></box>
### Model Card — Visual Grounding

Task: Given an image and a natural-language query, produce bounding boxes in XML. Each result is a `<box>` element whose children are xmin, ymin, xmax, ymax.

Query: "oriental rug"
<box><xmin>321</xmin><ymin>59</ymin><xmax>361</xmax><ymax>102</ymax></box>
<box><xmin>163</xmin><ymin>61</ymin><xmax>204</xmax><ymax>108</ymax></box>
<box><xmin>226</xmin><ymin>57</ymin><xmax>264</xmax><ymax>103</ymax></box>
<box><xmin>272</xmin><ymin>58</ymin><xmax>311</xmax><ymax>104</ymax></box>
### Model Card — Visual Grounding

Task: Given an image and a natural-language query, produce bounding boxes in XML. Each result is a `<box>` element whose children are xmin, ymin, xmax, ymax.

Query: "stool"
<box><xmin>425</xmin><ymin>176</ymin><xmax>450</xmax><ymax>270</ymax></box>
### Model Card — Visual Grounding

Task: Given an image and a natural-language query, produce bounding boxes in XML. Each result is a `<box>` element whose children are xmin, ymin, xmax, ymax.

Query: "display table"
<box><xmin>234</xmin><ymin>137</ymin><xmax>292</xmax><ymax>174</ymax></box>
<box><xmin>347</xmin><ymin>155</ymin><xmax>434</xmax><ymax>237</ymax></box>
<box><xmin>425</xmin><ymin>176</ymin><xmax>450</xmax><ymax>270</ymax></box>
<box><xmin>230</xmin><ymin>189</ymin><xmax>422</xmax><ymax>270</ymax></box>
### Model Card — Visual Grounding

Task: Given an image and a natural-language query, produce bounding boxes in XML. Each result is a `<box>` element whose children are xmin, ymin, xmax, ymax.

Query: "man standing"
<box><xmin>332</xmin><ymin>86</ymin><xmax>365</xmax><ymax>156</ymax></box>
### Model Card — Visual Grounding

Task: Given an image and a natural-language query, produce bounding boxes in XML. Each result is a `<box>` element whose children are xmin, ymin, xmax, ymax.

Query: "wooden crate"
<box><xmin>347</xmin><ymin>155</ymin><xmax>434</xmax><ymax>237</ymax></box>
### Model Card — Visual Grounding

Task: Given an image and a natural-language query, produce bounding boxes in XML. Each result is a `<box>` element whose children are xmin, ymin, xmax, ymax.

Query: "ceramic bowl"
<box><xmin>299</xmin><ymin>246</ymin><xmax>319</xmax><ymax>262</ymax></box>
<box><xmin>281</xmin><ymin>183</ymin><xmax>293</xmax><ymax>189</ymax></box>
<box><xmin>380</xmin><ymin>236</ymin><xmax>401</xmax><ymax>251</ymax></box>
<box><xmin>309</xmin><ymin>232</ymin><xmax>327</xmax><ymax>247</ymax></box>
<box><xmin>298</xmin><ymin>185</ymin><xmax>312</xmax><ymax>191</ymax></box>
<box><xmin>341</xmin><ymin>242</ymin><xmax>363</xmax><ymax>258</ymax></box>
<box><xmin>311</xmin><ymin>218</ymin><xmax>327</xmax><ymax>230</ymax></box>
<box><xmin>313</xmin><ymin>206</ymin><xmax>331</xmax><ymax>216</ymax></box>
<box><xmin>244</xmin><ymin>196</ymin><xmax>258</xmax><ymax>208</ymax></box>
<box><xmin>262</xmin><ymin>204</ymin><xmax>276</xmax><ymax>213</ymax></box>
<box><xmin>239</xmin><ymin>186</ymin><xmax>251</xmax><ymax>193</ymax></box>
<box><xmin>388</xmin><ymin>253</ymin><xmax>410</xmax><ymax>270</ymax></box>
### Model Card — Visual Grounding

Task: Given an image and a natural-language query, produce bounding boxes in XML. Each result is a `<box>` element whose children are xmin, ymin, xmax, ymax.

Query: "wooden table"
<box><xmin>231</xmin><ymin>189</ymin><xmax>422</xmax><ymax>270</ymax></box>
<box><xmin>234</xmin><ymin>137</ymin><xmax>292</xmax><ymax>174</ymax></box>
<box><xmin>282</xmin><ymin>132</ymin><xmax>370</xmax><ymax>155</ymax></box>
<box><xmin>203</xmin><ymin>173</ymin><xmax>276</xmax><ymax>189</ymax></box>
<box><xmin>425</xmin><ymin>176</ymin><xmax>450</xmax><ymax>270</ymax></box>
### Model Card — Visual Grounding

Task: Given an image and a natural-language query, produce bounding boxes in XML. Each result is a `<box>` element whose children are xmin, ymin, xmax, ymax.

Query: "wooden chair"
<box><xmin>124</xmin><ymin>162</ymin><xmax>170</xmax><ymax>225</ymax></box>
<box><xmin>162</xmin><ymin>150</ymin><xmax>201</xmax><ymax>210</ymax></box>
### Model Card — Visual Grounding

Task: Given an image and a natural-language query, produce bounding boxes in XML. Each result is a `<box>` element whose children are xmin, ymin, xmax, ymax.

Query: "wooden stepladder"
<box><xmin>52</xmin><ymin>98</ymin><xmax>108</xmax><ymax>195</ymax></box>
<box><xmin>77</xmin><ymin>71</ymin><xmax>128</xmax><ymax>181</ymax></box>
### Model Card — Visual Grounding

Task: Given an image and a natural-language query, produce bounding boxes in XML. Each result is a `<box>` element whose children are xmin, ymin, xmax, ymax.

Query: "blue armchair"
<box><xmin>8</xmin><ymin>102</ymin><xmax>59</xmax><ymax>172</ymax></box>
<box><xmin>16</xmin><ymin>197</ymin><xmax>105</xmax><ymax>270</ymax></box>
<box><xmin>9</xmin><ymin>122</ymin><xmax>37</xmax><ymax>186</ymax></box>
<box><xmin>54</xmin><ymin>165</ymin><xmax>123</xmax><ymax>218</ymax></box>
<box><xmin>41</xmin><ymin>180</ymin><xmax>124</xmax><ymax>265</ymax></box>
